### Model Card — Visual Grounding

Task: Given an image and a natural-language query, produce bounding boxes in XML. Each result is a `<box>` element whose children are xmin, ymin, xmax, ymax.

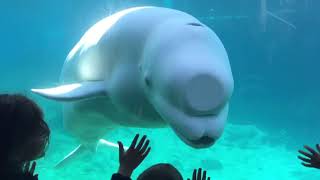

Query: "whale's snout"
<box><xmin>140</xmin><ymin>13</ymin><xmax>234</xmax><ymax>149</ymax></box>
<box><xmin>184</xmin><ymin>74</ymin><xmax>227</xmax><ymax>115</ymax></box>
<box><xmin>164</xmin><ymin>70</ymin><xmax>232</xmax><ymax>117</ymax></box>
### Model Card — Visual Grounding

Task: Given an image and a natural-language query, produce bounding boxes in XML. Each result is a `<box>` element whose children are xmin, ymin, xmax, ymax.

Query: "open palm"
<box><xmin>188</xmin><ymin>168</ymin><xmax>210</xmax><ymax>180</ymax></box>
<box><xmin>298</xmin><ymin>144</ymin><xmax>320</xmax><ymax>169</ymax></box>
<box><xmin>117</xmin><ymin>134</ymin><xmax>151</xmax><ymax>177</ymax></box>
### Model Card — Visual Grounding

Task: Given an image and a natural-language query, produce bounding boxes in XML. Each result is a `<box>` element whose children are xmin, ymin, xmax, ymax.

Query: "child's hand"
<box><xmin>117</xmin><ymin>134</ymin><xmax>151</xmax><ymax>177</ymax></box>
<box><xmin>187</xmin><ymin>168</ymin><xmax>211</xmax><ymax>180</ymax></box>
<box><xmin>23</xmin><ymin>161</ymin><xmax>38</xmax><ymax>178</ymax></box>
<box><xmin>298</xmin><ymin>144</ymin><xmax>320</xmax><ymax>169</ymax></box>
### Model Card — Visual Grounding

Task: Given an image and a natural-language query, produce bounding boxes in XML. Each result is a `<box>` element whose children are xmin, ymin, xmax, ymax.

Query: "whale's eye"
<box><xmin>145</xmin><ymin>76</ymin><xmax>151</xmax><ymax>87</ymax></box>
<box><xmin>187</xmin><ymin>22</ymin><xmax>203</xmax><ymax>27</ymax></box>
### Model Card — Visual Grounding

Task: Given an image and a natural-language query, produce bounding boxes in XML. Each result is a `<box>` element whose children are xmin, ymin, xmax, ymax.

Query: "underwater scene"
<box><xmin>1</xmin><ymin>0</ymin><xmax>320</xmax><ymax>179</ymax></box>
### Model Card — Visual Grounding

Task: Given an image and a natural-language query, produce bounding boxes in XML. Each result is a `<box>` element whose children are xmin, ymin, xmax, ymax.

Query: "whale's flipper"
<box><xmin>31</xmin><ymin>81</ymin><xmax>107</xmax><ymax>101</ymax></box>
<box><xmin>55</xmin><ymin>139</ymin><xmax>128</xmax><ymax>168</ymax></box>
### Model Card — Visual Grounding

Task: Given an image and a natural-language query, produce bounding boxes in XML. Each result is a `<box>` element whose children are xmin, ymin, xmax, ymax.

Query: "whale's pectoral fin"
<box><xmin>31</xmin><ymin>81</ymin><xmax>108</xmax><ymax>101</ymax></box>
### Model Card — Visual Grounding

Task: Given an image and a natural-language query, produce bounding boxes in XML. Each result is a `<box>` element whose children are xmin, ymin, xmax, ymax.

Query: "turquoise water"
<box><xmin>1</xmin><ymin>0</ymin><xmax>320</xmax><ymax>179</ymax></box>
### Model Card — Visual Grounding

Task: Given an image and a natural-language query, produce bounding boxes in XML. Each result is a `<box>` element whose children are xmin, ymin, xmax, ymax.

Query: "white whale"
<box><xmin>32</xmin><ymin>6</ymin><xmax>234</xmax><ymax>166</ymax></box>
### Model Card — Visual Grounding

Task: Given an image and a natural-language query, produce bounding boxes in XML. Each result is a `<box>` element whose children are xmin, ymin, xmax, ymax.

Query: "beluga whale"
<box><xmin>31</xmin><ymin>6</ymin><xmax>234</xmax><ymax>167</ymax></box>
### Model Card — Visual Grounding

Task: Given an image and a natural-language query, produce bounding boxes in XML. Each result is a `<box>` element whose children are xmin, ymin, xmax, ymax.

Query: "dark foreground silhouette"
<box><xmin>111</xmin><ymin>134</ymin><xmax>211</xmax><ymax>180</ymax></box>
<box><xmin>298</xmin><ymin>144</ymin><xmax>320</xmax><ymax>169</ymax></box>
<box><xmin>0</xmin><ymin>94</ymin><xmax>50</xmax><ymax>180</ymax></box>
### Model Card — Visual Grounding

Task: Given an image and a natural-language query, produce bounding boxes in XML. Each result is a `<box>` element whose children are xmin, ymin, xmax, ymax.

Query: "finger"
<box><xmin>202</xmin><ymin>170</ymin><xmax>207</xmax><ymax>180</ymax></box>
<box><xmin>22</xmin><ymin>163</ymin><xmax>26</xmax><ymax>173</ymax></box>
<box><xmin>302</xmin><ymin>162</ymin><xmax>313</xmax><ymax>167</ymax></box>
<box><xmin>197</xmin><ymin>168</ymin><xmax>202</xmax><ymax>180</ymax></box>
<box><xmin>24</xmin><ymin>162</ymin><xmax>30</xmax><ymax>173</ymax></box>
<box><xmin>140</xmin><ymin>140</ymin><xmax>150</xmax><ymax>154</ymax></box>
<box><xmin>118</xmin><ymin>141</ymin><xmax>125</xmax><ymax>156</ymax></box>
<box><xmin>30</xmin><ymin>162</ymin><xmax>36</xmax><ymax>175</ymax></box>
<box><xmin>299</xmin><ymin>150</ymin><xmax>313</xmax><ymax>158</ymax></box>
<box><xmin>305</xmin><ymin>145</ymin><xmax>317</xmax><ymax>155</ymax></box>
<box><xmin>141</xmin><ymin>147</ymin><xmax>151</xmax><ymax>160</ymax></box>
<box><xmin>136</xmin><ymin>135</ymin><xmax>147</xmax><ymax>150</ymax></box>
<box><xmin>192</xmin><ymin>169</ymin><xmax>196</xmax><ymax>180</ymax></box>
<box><xmin>130</xmin><ymin>134</ymin><xmax>139</xmax><ymax>149</ymax></box>
<box><xmin>298</xmin><ymin>156</ymin><xmax>311</xmax><ymax>163</ymax></box>
<box><xmin>316</xmin><ymin>144</ymin><xmax>320</xmax><ymax>153</ymax></box>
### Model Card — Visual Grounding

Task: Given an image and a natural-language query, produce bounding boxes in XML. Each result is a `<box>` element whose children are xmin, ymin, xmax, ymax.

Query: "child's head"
<box><xmin>0</xmin><ymin>94</ymin><xmax>50</xmax><ymax>164</ymax></box>
<box><xmin>137</xmin><ymin>163</ymin><xmax>183</xmax><ymax>180</ymax></box>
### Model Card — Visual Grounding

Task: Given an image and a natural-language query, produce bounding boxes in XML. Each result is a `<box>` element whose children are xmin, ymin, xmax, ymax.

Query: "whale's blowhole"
<box><xmin>187</xmin><ymin>22</ymin><xmax>203</xmax><ymax>27</ymax></box>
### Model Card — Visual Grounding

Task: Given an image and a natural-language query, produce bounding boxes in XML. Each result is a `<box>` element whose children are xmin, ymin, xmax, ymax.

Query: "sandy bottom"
<box><xmin>34</xmin><ymin>122</ymin><xmax>320</xmax><ymax>180</ymax></box>
<box><xmin>20</xmin><ymin>96</ymin><xmax>318</xmax><ymax>180</ymax></box>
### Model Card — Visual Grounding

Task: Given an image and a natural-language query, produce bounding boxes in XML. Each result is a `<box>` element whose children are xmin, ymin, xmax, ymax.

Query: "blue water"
<box><xmin>1</xmin><ymin>0</ymin><xmax>320</xmax><ymax>179</ymax></box>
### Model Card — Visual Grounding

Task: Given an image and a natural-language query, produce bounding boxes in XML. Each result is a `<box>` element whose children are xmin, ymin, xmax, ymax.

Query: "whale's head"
<box><xmin>140</xmin><ymin>18</ymin><xmax>234</xmax><ymax>148</ymax></box>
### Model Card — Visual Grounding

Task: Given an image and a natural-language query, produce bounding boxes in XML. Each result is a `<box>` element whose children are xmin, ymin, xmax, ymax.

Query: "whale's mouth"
<box><xmin>150</xmin><ymin>93</ymin><xmax>228</xmax><ymax>149</ymax></box>
<box><xmin>188</xmin><ymin>136</ymin><xmax>216</xmax><ymax>146</ymax></box>
<box><xmin>170</xmin><ymin>122</ymin><xmax>217</xmax><ymax>148</ymax></box>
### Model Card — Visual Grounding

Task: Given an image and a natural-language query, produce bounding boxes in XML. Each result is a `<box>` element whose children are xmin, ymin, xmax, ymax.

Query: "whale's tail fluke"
<box><xmin>54</xmin><ymin>139</ymin><xmax>128</xmax><ymax>168</ymax></box>
<box><xmin>54</xmin><ymin>144</ymin><xmax>88</xmax><ymax>169</ymax></box>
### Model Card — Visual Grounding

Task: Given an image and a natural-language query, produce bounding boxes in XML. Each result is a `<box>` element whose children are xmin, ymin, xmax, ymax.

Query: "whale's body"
<box><xmin>32</xmin><ymin>6</ymin><xmax>234</xmax><ymax>166</ymax></box>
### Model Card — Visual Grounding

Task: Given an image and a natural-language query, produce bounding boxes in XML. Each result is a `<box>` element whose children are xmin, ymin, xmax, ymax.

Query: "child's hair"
<box><xmin>0</xmin><ymin>94</ymin><xmax>50</xmax><ymax>163</ymax></box>
<box><xmin>137</xmin><ymin>163</ymin><xmax>183</xmax><ymax>180</ymax></box>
